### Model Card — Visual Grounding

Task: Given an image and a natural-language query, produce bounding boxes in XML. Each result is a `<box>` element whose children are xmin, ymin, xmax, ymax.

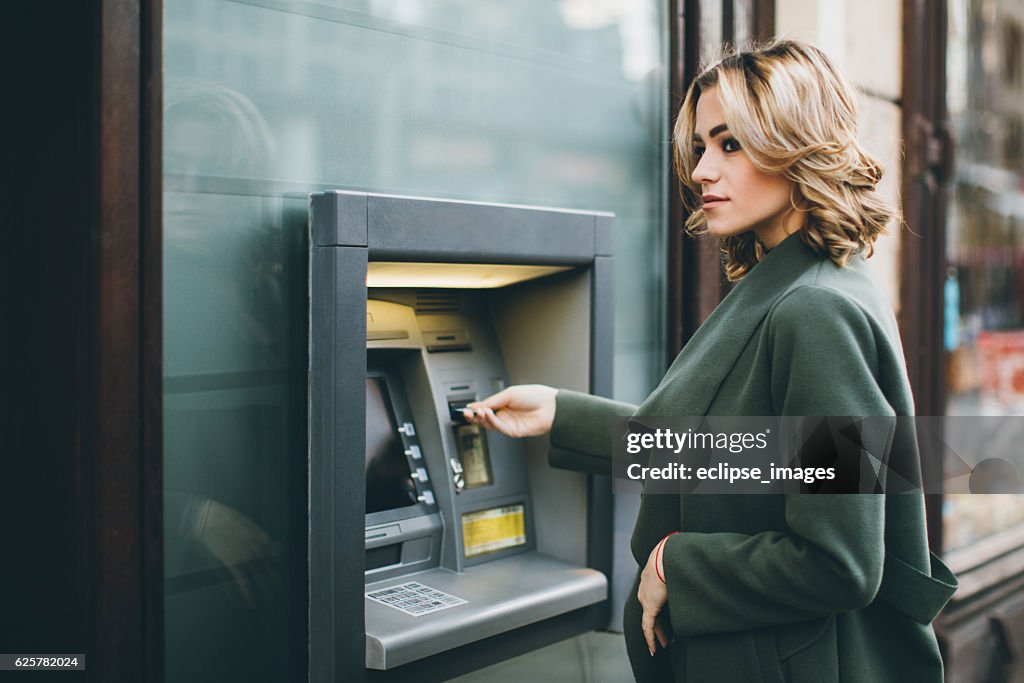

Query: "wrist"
<box><xmin>655</xmin><ymin>531</ymin><xmax>680</xmax><ymax>584</ymax></box>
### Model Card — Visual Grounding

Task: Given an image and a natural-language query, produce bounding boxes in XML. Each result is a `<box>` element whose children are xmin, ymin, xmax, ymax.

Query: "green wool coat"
<box><xmin>548</xmin><ymin>232</ymin><xmax>958</xmax><ymax>682</ymax></box>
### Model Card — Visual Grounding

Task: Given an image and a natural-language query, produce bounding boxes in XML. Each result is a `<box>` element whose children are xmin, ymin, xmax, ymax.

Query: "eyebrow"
<box><xmin>691</xmin><ymin>123</ymin><xmax>729</xmax><ymax>142</ymax></box>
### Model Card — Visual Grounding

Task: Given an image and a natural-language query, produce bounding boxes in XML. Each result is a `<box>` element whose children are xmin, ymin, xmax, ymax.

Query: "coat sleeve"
<box><xmin>548</xmin><ymin>389</ymin><xmax>637</xmax><ymax>476</ymax></box>
<box><xmin>663</xmin><ymin>285</ymin><xmax>891</xmax><ymax>636</ymax></box>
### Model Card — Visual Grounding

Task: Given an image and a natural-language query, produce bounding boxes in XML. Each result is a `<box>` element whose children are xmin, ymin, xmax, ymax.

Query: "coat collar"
<box><xmin>636</xmin><ymin>232</ymin><xmax>825</xmax><ymax>418</ymax></box>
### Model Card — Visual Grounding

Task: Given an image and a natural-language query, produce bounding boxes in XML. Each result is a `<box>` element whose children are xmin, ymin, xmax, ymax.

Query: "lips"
<box><xmin>702</xmin><ymin>195</ymin><xmax>728</xmax><ymax>210</ymax></box>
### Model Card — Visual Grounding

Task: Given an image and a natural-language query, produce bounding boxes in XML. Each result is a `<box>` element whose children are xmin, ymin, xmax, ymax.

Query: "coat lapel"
<box><xmin>636</xmin><ymin>233</ymin><xmax>823</xmax><ymax>419</ymax></box>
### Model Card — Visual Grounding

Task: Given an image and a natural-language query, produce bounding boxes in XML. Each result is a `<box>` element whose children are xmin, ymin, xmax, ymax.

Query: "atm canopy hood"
<box><xmin>309</xmin><ymin>190</ymin><xmax>614</xmax><ymax>263</ymax></box>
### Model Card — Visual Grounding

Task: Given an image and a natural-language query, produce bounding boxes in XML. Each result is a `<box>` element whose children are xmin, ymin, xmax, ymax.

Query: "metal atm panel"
<box><xmin>308</xmin><ymin>191</ymin><xmax>614</xmax><ymax>682</ymax></box>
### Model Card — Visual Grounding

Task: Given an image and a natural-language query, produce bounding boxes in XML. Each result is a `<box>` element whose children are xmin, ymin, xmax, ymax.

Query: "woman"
<box><xmin>463</xmin><ymin>40</ymin><xmax>957</xmax><ymax>682</ymax></box>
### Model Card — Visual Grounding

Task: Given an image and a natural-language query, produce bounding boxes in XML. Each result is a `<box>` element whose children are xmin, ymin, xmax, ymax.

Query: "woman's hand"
<box><xmin>638</xmin><ymin>539</ymin><xmax>671</xmax><ymax>656</ymax></box>
<box><xmin>462</xmin><ymin>385</ymin><xmax>557</xmax><ymax>438</ymax></box>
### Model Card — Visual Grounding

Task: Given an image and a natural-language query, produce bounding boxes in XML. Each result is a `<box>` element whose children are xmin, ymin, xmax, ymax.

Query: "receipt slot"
<box><xmin>309</xmin><ymin>191</ymin><xmax>614</xmax><ymax>682</ymax></box>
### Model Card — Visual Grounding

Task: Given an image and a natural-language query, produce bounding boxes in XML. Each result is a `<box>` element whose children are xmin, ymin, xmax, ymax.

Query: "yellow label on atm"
<box><xmin>461</xmin><ymin>504</ymin><xmax>526</xmax><ymax>558</ymax></box>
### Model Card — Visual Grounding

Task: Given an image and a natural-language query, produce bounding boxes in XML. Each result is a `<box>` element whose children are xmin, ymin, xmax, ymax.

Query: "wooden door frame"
<box><xmin>7</xmin><ymin>2</ymin><xmax>164</xmax><ymax>681</ymax></box>
<box><xmin>900</xmin><ymin>0</ymin><xmax>952</xmax><ymax>553</ymax></box>
<box><xmin>90</xmin><ymin>1</ymin><xmax>164</xmax><ymax>679</ymax></box>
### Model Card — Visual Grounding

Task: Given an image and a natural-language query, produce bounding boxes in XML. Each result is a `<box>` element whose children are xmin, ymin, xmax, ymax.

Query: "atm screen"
<box><xmin>365</xmin><ymin>376</ymin><xmax>417</xmax><ymax>514</ymax></box>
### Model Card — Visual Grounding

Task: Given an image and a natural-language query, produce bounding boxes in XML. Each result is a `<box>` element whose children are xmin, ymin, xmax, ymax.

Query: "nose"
<box><xmin>691</xmin><ymin>150</ymin><xmax>718</xmax><ymax>185</ymax></box>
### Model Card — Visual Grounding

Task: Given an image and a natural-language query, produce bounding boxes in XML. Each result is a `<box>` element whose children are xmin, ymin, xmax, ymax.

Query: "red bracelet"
<box><xmin>655</xmin><ymin>532</ymin><xmax>680</xmax><ymax>583</ymax></box>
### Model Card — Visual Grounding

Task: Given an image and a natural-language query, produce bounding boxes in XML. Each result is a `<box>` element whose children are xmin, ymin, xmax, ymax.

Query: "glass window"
<box><xmin>944</xmin><ymin>0</ymin><xmax>1024</xmax><ymax>552</ymax></box>
<box><xmin>163</xmin><ymin>1</ymin><xmax>668</xmax><ymax>678</ymax></box>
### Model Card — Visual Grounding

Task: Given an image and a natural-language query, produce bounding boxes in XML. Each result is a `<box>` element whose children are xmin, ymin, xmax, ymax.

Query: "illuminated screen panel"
<box><xmin>365</xmin><ymin>376</ymin><xmax>416</xmax><ymax>514</ymax></box>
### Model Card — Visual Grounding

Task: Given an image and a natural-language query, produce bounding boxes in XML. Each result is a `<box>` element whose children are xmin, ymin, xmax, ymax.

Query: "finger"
<box><xmin>463</xmin><ymin>405</ymin><xmax>497</xmax><ymax>430</ymax></box>
<box><xmin>641</xmin><ymin>610</ymin><xmax>656</xmax><ymax>655</ymax></box>
<box><xmin>471</xmin><ymin>405</ymin><xmax>499</xmax><ymax>428</ymax></box>
<box><xmin>471</xmin><ymin>406</ymin><xmax>511</xmax><ymax>435</ymax></box>
<box><xmin>654</xmin><ymin>621</ymin><xmax>669</xmax><ymax>649</ymax></box>
<box><xmin>473</xmin><ymin>388</ymin><xmax>514</xmax><ymax>412</ymax></box>
<box><xmin>464</xmin><ymin>401</ymin><xmax>506</xmax><ymax>428</ymax></box>
<box><xmin>482</xmin><ymin>408</ymin><xmax>516</xmax><ymax>435</ymax></box>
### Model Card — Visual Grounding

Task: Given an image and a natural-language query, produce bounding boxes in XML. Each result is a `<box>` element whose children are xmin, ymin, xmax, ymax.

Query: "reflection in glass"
<box><xmin>163</xmin><ymin>72</ymin><xmax>299</xmax><ymax>681</ymax></box>
<box><xmin>944</xmin><ymin>0</ymin><xmax>1024</xmax><ymax>552</ymax></box>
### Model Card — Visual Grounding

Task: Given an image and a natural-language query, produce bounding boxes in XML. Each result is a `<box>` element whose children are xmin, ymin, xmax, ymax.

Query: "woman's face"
<box><xmin>690</xmin><ymin>86</ymin><xmax>803</xmax><ymax>248</ymax></box>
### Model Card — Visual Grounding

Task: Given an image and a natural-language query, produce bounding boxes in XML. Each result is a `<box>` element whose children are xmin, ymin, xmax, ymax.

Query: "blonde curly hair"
<box><xmin>673</xmin><ymin>39</ymin><xmax>896</xmax><ymax>281</ymax></box>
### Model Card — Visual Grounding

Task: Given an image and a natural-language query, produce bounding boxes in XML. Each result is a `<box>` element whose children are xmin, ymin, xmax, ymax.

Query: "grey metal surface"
<box><xmin>587</xmin><ymin>255</ymin><xmax>615</xmax><ymax>602</ymax></box>
<box><xmin>365</xmin><ymin>552</ymin><xmax>608</xmax><ymax>669</ymax></box>
<box><xmin>594</xmin><ymin>214</ymin><xmax>615</xmax><ymax>258</ymax></box>
<box><xmin>310</xmin><ymin>190</ymin><xmax>368</xmax><ymax>247</ymax></box>
<box><xmin>367</xmin><ymin>193</ymin><xmax>600</xmax><ymax>264</ymax></box>
<box><xmin>489</xmin><ymin>270</ymin><xmax>592</xmax><ymax>569</ymax></box>
<box><xmin>589</xmin><ymin>256</ymin><xmax>614</xmax><ymax>400</ymax></box>
<box><xmin>311</xmin><ymin>190</ymin><xmax>614</xmax><ymax>263</ymax></box>
<box><xmin>309</xmin><ymin>244</ymin><xmax>369</xmax><ymax>682</ymax></box>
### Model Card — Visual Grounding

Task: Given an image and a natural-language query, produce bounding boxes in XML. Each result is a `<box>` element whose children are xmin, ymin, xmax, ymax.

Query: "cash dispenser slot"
<box><xmin>365</xmin><ymin>544</ymin><xmax>401</xmax><ymax>571</ymax></box>
<box><xmin>365</xmin><ymin>517</ymin><xmax>443</xmax><ymax>578</ymax></box>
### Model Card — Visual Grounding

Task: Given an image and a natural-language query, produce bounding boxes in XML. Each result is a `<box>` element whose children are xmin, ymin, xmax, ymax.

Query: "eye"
<box><xmin>722</xmin><ymin>137</ymin><xmax>742</xmax><ymax>153</ymax></box>
<box><xmin>693</xmin><ymin>146</ymin><xmax>705</xmax><ymax>159</ymax></box>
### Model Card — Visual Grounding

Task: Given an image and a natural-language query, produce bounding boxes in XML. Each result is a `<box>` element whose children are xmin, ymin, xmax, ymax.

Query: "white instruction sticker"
<box><xmin>366</xmin><ymin>581</ymin><xmax>467</xmax><ymax>617</ymax></box>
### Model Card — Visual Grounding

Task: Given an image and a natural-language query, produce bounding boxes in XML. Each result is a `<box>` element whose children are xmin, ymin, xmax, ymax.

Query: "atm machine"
<box><xmin>308</xmin><ymin>191</ymin><xmax>614</xmax><ymax>682</ymax></box>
